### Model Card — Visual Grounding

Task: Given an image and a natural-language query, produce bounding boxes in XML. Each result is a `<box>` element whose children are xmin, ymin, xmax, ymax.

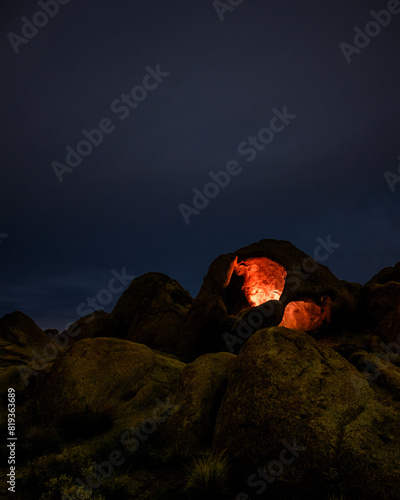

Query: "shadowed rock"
<box><xmin>213</xmin><ymin>326</ymin><xmax>400</xmax><ymax>498</ymax></box>
<box><xmin>61</xmin><ymin>310</ymin><xmax>109</xmax><ymax>344</ymax></box>
<box><xmin>100</xmin><ymin>272</ymin><xmax>193</xmax><ymax>358</ymax></box>
<box><xmin>38</xmin><ymin>337</ymin><xmax>185</xmax><ymax>436</ymax></box>
<box><xmin>163</xmin><ymin>352</ymin><xmax>236</xmax><ymax>453</ymax></box>
<box><xmin>367</xmin><ymin>262</ymin><xmax>400</xmax><ymax>285</ymax></box>
<box><xmin>355</xmin><ymin>281</ymin><xmax>400</xmax><ymax>344</ymax></box>
<box><xmin>0</xmin><ymin>311</ymin><xmax>60</xmax><ymax>394</ymax></box>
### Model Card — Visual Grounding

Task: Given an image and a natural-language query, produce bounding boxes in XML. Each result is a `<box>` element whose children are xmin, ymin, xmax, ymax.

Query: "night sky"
<box><xmin>1</xmin><ymin>0</ymin><xmax>399</xmax><ymax>331</ymax></box>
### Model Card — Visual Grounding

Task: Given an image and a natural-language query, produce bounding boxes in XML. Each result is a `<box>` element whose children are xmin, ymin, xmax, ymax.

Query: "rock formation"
<box><xmin>1</xmin><ymin>239</ymin><xmax>399</xmax><ymax>499</ymax></box>
<box><xmin>100</xmin><ymin>272</ymin><xmax>193</xmax><ymax>357</ymax></box>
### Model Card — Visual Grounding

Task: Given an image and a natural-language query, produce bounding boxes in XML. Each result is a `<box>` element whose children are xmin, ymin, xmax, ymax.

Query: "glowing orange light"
<box><xmin>279</xmin><ymin>297</ymin><xmax>332</xmax><ymax>333</ymax></box>
<box><xmin>234</xmin><ymin>257</ymin><xmax>287</xmax><ymax>307</ymax></box>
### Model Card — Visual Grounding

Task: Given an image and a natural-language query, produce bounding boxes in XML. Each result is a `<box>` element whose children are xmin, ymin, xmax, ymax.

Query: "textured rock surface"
<box><xmin>185</xmin><ymin>239</ymin><xmax>355</xmax><ymax>359</ymax></box>
<box><xmin>367</xmin><ymin>261</ymin><xmax>400</xmax><ymax>285</ymax></box>
<box><xmin>355</xmin><ymin>281</ymin><xmax>400</xmax><ymax>344</ymax></box>
<box><xmin>2</xmin><ymin>243</ymin><xmax>400</xmax><ymax>499</ymax></box>
<box><xmin>38</xmin><ymin>337</ymin><xmax>185</xmax><ymax>434</ymax></box>
<box><xmin>61</xmin><ymin>310</ymin><xmax>109</xmax><ymax>344</ymax></box>
<box><xmin>101</xmin><ymin>273</ymin><xmax>193</xmax><ymax>358</ymax></box>
<box><xmin>0</xmin><ymin>312</ymin><xmax>54</xmax><ymax>366</ymax></box>
<box><xmin>350</xmin><ymin>350</ymin><xmax>400</xmax><ymax>401</ymax></box>
<box><xmin>213</xmin><ymin>327</ymin><xmax>400</xmax><ymax>497</ymax></box>
<box><xmin>163</xmin><ymin>352</ymin><xmax>236</xmax><ymax>453</ymax></box>
<box><xmin>0</xmin><ymin>311</ymin><xmax>59</xmax><ymax>395</ymax></box>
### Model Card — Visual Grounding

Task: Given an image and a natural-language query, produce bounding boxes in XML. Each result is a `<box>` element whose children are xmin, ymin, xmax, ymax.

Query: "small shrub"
<box><xmin>100</xmin><ymin>474</ymin><xmax>133</xmax><ymax>500</ymax></box>
<box><xmin>24</xmin><ymin>447</ymin><xmax>92</xmax><ymax>497</ymax></box>
<box><xmin>39</xmin><ymin>471</ymin><xmax>105</xmax><ymax>500</ymax></box>
<box><xmin>183</xmin><ymin>451</ymin><xmax>230</xmax><ymax>499</ymax></box>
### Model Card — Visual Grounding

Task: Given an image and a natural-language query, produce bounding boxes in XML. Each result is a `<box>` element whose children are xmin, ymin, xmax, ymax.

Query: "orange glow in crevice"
<box><xmin>234</xmin><ymin>257</ymin><xmax>287</xmax><ymax>307</ymax></box>
<box><xmin>279</xmin><ymin>297</ymin><xmax>332</xmax><ymax>333</ymax></box>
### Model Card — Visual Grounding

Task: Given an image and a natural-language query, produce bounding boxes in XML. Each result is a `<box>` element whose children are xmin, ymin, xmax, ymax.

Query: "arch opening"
<box><xmin>279</xmin><ymin>297</ymin><xmax>332</xmax><ymax>333</ymax></box>
<box><xmin>224</xmin><ymin>257</ymin><xmax>287</xmax><ymax>315</ymax></box>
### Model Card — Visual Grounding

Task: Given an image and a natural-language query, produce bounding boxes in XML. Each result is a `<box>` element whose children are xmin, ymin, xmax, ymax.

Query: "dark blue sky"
<box><xmin>1</xmin><ymin>0</ymin><xmax>399</xmax><ymax>331</ymax></box>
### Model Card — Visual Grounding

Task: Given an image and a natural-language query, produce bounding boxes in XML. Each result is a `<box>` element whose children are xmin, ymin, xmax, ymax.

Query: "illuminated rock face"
<box><xmin>232</xmin><ymin>257</ymin><xmax>332</xmax><ymax>334</ymax></box>
<box><xmin>234</xmin><ymin>257</ymin><xmax>287</xmax><ymax>307</ymax></box>
<box><xmin>185</xmin><ymin>239</ymin><xmax>355</xmax><ymax>358</ymax></box>
<box><xmin>279</xmin><ymin>297</ymin><xmax>332</xmax><ymax>334</ymax></box>
<box><xmin>224</xmin><ymin>256</ymin><xmax>333</xmax><ymax>334</ymax></box>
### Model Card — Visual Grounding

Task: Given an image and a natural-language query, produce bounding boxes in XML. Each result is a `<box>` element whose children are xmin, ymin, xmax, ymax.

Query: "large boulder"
<box><xmin>163</xmin><ymin>352</ymin><xmax>236</xmax><ymax>453</ymax></box>
<box><xmin>367</xmin><ymin>262</ymin><xmax>400</xmax><ymax>285</ymax></box>
<box><xmin>60</xmin><ymin>310</ymin><xmax>109</xmax><ymax>345</ymax></box>
<box><xmin>38</xmin><ymin>337</ymin><xmax>185</xmax><ymax>436</ymax></box>
<box><xmin>354</xmin><ymin>281</ymin><xmax>400</xmax><ymax>344</ymax></box>
<box><xmin>185</xmin><ymin>239</ymin><xmax>354</xmax><ymax>359</ymax></box>
<box><xmin>101</xmin><ymin>273</ymin><xmax>193</xmax><ymax>358</ymax></box>
<box><xmin>317</xmin><ymin>329</ymin><xmax>377</xmax><ymax>365</ymax></box>
<box><xmin>213</xmin><ymin>327</ymin><xmax>400</xmax><ymax>498</ymax></box>
<box><xmin>349</xmin><ymin>350</ymin><xmax>400</xmax><ymax>401</ymax></box>
<box><xmin>0</xmin><ymin>312</ymin><xmax>60</xmax><ymax>395</ymax></box>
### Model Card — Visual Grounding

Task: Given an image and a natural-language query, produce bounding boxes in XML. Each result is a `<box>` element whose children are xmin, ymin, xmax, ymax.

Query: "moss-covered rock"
<box><xmin>213</xmin><ymin>326</ymin><xmax>400</xmax><ymax>498</ymax></box>
<box><xmin>350</xmin><ymin>350</ymin><xmax>400</xmax><ymax>401</ymax></box>
<box><xmin>163</xmin><ymin>352</ymin><xmax>236</xmax><ymax>453</ymax></box>
<box><xmin>317</xmin><ymin>329</ymin><xmax>376</xmax><ymax>362</ymax></box>
<box><xmin>0</xmin><ymin>311</ymin><xmax>60</xmax><ymax>396</ymax></box>
<box><xmin>38</xmin><ymin>337</ymin><xmax>185</xmax><ymax>436</ymax></box>
<box><xmin>60</xmin><ymin>310</ymin><xmax>109</xmax><ymax>344</ymax></box>
<box><xmin>339</xmin><ymin>401</ymin><xmax>400</xmax><ymax>498</ymax></box>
